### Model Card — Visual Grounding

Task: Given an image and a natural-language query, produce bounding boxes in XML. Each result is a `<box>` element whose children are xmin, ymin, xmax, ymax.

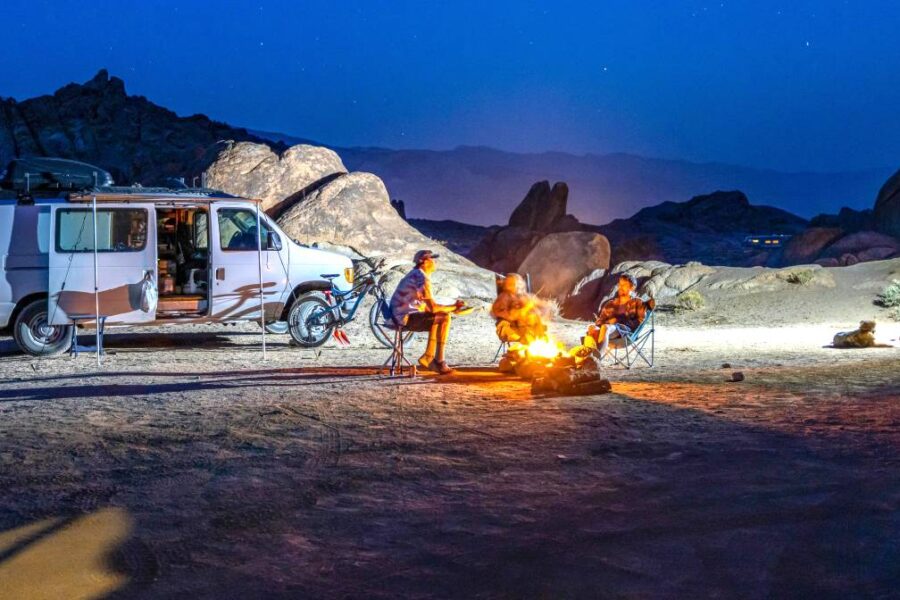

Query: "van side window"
<box><xmin>218</xmin><ymin>208</ymin><xmax>275</xmax><ymax>251</ymax></box>
<box><xmin>56</xmin><ymin>209</ymin><xmax>147</xmax><ymax>252</ymax></box>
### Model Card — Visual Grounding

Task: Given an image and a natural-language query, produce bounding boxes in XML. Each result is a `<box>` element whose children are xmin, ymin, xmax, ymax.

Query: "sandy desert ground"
<box><xmin>0</xmin><ymin>288</ymin><xmax>899</xmax><ymax>598</ymax></box>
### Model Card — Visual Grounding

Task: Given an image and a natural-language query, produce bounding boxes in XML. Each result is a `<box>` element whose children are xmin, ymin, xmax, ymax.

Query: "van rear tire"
<box><xmin>13</xmin><ymin>299</ymin><xmax>74</xmax><ymax>357</ymax></box>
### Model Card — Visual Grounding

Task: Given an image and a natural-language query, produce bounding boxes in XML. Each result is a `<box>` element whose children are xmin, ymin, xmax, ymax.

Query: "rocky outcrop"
<box><xmin>561</xmin><ymin>260</ymin><xmax>715</xmax><ymax>319</ymax></box>
<box><xmin>0</xmin><ymin>70</ymin><xmax>277</xmax><ymax>185</ymax></box>
<box><xmin>508</xmin><ymin>181</ymin><xmax>569</xmax><ymax>230</ymax></box>
<box><xmin>469</xmin><ymin>181</ymin><xmax>582</xmax><ymax>273</ymax></box>
<box><xmin>809</xmin><ymin>207</ymin><xmax>875</xmax><ymax>232</ymax></box>
<box><xmin>782</xmin><ymin>227</ymin><xmax>900</xmax><ymax>267</ymax></box>
<box><xmin>205</xmin><ymin>141</ymin><xmax>346</xmax><ymax>212</ymax></box>
<box><xmin>781</xmin><ymin>228</ymin><xmax>845</xmax><ymax>265</ymax></box>
<box><xmin>517</xmin><ymin>232</ymin><xmax>611</xmax><ymax>300</ymax></box>
<box><xmin>874</xmin><ymin>168</ymin><xmax>900</xmax><ymax>238</ymax></box>
<box><xmin>595</xmin><ymin>190</ymin><xmax>808</xmax><ymax>267</ymax></box>
<box><xmin>276</xmin><ymin>171</ymin><xmax>495</xmax><ymax>298</ymax></box>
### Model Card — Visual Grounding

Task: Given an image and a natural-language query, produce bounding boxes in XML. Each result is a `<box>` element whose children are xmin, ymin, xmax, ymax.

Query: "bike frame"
<box><xmin>316</xmin><ymin>272</ymin><xmax>385</xmax><ymax>327</ymax></box>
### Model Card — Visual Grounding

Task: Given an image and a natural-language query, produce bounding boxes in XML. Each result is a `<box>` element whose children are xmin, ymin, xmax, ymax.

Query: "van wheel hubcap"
<box><xmin>28</xmin><ymin>313</ymin><xmax>64</xmax><ymax>345</ymax></box>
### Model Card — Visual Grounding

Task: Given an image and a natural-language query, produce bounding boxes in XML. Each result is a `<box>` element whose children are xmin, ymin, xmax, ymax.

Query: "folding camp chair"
<box><xmin>603</xmin><ymin>311</ymin><xmax>655</xmax><ymax>369</ymax></box>
<box><xmin>493</xmin><ymin>340</ymin><xmax>509</xmax><ymax>362</ymax></box>
<box><xmin>378</xmin><ymin>302</ymin><xmax>415</xmax><ymax>377</ymax></box>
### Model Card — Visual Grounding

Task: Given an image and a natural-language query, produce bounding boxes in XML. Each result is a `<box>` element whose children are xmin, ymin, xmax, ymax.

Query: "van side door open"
<box><xmin>48</xmin><ymin>203</ymin><xmax>158</xmax><ymax>325</ymax></box>
<box><xmin>209</xmin><ymin>203</ymin><xmax>288</xmax><ymax>322</ymax></box>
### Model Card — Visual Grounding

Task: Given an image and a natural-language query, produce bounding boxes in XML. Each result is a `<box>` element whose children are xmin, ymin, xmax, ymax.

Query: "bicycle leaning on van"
<box><xmin>283</xmin><ymin>258</ymin><xmax>414</xmax><ymax>349</ymax></box>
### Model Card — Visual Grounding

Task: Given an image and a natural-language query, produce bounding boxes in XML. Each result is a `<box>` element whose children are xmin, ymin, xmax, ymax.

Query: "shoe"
<box><xmin>429</xmin><ymin>360</ymin><xmax>455</xmax><ymax>376</ymax></box>
<box><xmin>418</xmin><ymin>355</ymin><xmax>434</xmax><ymax>370</ymax></box>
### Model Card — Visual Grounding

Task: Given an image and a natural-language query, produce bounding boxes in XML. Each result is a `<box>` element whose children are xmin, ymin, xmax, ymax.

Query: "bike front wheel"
<box><xmin>288</xmin><ymin>293</ymin><xmax>336</xmax><ymax>348</ymax></box>
<box><xmin>369</xmin><ymin>298</ymin><xmax>414</xmax><ymax>348</ymax></box>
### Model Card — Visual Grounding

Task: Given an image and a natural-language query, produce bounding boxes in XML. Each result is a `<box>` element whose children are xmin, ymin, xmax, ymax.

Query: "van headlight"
<box><xmin>344</xmin><ymin>267</ymin><xmax>354</xmax><ymax>285</ymax></box>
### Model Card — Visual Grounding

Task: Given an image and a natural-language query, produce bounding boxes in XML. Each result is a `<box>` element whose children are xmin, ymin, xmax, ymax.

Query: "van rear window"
<box><xmin>56</xmin><ymin>208</ymin><xmax>148</xmax><ymax>252</ymax></box>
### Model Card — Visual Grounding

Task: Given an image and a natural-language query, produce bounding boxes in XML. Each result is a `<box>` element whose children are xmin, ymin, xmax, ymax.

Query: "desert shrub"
<box><xmin>783</xmin><ymin>269</ymin><xmax>815</xmax><ymax>285</ymax></box>
<box><xmin>876</xmin><ymin>280</ymin><xmax>900</xmax><ymax>308</ymax></box>
<box><xmin>675</xmin><ymin>290</ymin><xmax>705</xmax><ymax>311</ymax></box>
<box><xmin>890</xmin><ymin>307</ymin><xmax>900</xmax><ymax>321</ymax></box>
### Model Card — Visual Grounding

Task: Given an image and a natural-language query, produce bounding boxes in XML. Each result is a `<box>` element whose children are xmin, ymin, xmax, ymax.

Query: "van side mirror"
<box><xmin>266</xmin><ymin>231</ymin><xmax>282</xmax><ymax>251</ymax></box>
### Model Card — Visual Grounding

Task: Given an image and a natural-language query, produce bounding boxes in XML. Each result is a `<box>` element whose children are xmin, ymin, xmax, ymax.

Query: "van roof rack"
<box><xmin>73</xmin><ymin>185</ymin><xmax>238</xmax><ymax>197</ymax></box>
<box><xmin>1</xmin><ymin>157</ymin><xmax>114</xmax><ymax>193</ymax></box>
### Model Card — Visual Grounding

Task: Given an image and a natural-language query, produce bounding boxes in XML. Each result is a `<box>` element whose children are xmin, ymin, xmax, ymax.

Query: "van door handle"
<box><xmin>215</xmin><ymin>267</ymin><xmax>225</xmax><ymax>281</ymax></box>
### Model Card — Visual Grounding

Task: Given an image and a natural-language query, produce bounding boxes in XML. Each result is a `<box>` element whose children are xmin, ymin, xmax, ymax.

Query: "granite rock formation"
<box><xmin>468</xmin><ymin>181</ymin><xmax>582</xmax><ymax>273</ymax></box>
<box><xmin>205</xmin><ymin>141</ymin><xmax>346</xmax><ymax>212</ymax></box>
<box><xmin>276</xmin><ymin>171</ymin><xmax>495</xmax><ymax>298</ymax></box>
<box><xmin>595</xmin><ymin>190</ymin><xmax>808</xmax><ymax>267</ymax></box>
<box><xmin>0</xmin><ymin>70</ymin><xmax>277</xmax><ymax>185</ymax></box>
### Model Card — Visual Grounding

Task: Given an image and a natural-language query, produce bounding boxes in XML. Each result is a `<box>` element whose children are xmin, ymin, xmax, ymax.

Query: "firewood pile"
<box><xmin>499</xmin><ymin>341</ymin><xmax>611</xmax><ymax>397</ymax></box>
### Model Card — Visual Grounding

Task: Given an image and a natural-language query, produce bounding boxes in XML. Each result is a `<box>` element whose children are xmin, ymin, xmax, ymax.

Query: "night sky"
<box><xmin>2</xmin><ymin>0</ymin><xmax>899</xmax><ymax>172</ymax></box>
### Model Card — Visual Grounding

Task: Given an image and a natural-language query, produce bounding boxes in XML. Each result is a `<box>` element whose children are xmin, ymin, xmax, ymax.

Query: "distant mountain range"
<box><xmin>0</xmin><ymin>69</ymin><xmax>891</xmax><ymax>230</ymax></box>
<box><xmin>253</xmin><ymin>130</ymin><xmax>893</xmax><ymax>227</ymax></box>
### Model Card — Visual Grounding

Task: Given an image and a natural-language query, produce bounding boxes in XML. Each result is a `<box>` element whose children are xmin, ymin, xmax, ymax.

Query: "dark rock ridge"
<box><xmin>809</xmin><ymin>207</ymin><xmax>875</xmax><ymax>233</ymax></box>
<box><xmin>778</xmin><ymin>168</ymin><xmax>900</xmax><ymax>266</ymax></box>
<box><xmin>594</xmin><ymin>190</ymin><xmax>808</xmax><ymax>267</ymax></box>
<box><xmin>874</xmin><ymin>168</ymin><xmax>900</xmax><ymax>238</ymax></box>
<box><xmin>0</xmin><ymin>70</ymin><xmax>280</xmax><ymax>185</ymax></box>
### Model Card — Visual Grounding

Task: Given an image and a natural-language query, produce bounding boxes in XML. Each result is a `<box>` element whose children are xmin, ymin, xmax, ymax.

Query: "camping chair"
<box><xmin>603</xmin><ymin>311</ymin><xmax>655</xmax><ymax>369</ymax></box>
<box><xmin>493</xmin><ymin>340</ymin><xmax>509</xmax><ymax>363</ymax></box>
<box><xmin>378</xmin><ymin>302</ymin><xmax>414</xmax><ymax>377</ymax></box>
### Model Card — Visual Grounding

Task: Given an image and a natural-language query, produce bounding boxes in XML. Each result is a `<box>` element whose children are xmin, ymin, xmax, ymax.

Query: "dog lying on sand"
<box><xmin>833</xmin><ymin>321</ymin><xmax>879</xmax><ymax>348</ymax></box>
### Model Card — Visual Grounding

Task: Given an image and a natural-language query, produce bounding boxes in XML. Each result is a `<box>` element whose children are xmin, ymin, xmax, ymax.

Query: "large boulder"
<box><xmin>820</xmin><ymin>231</ymin><xmax>900</xmax><ymax>262</ymax></box>
<box><xmin>468</xmin><ymin>226</ymin><xmax>543</xmax><ymax>274</ymax></box>
<box><xmin>874</xmin><ymin>168</ymin><xmax>900</xmax><ymax>238</ymax></box>
<box><xmin>277</xmin><ymin>172</ymin><xmax>495</xmax><ymax>298</ymax></box>
<box><xmin>517</xmin><ymin>232</ymin><xmax>611</xmax><ymax>300</ymax></box>
<box><xmin>205</xmin><ymin>141</ymin><xmax>346</xmax><ymax>212</ymax></box>
<box><xmin>781</xmin><ymin>227</ymin><xmax>845</xmax><ymax>265</ymax></box>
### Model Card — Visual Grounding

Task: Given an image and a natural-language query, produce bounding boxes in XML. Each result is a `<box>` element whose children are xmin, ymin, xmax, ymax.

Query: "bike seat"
<box><xmin>320</xmin><ymin>273</ymin><xmax>340</xmax><ymax>280</ymax></box>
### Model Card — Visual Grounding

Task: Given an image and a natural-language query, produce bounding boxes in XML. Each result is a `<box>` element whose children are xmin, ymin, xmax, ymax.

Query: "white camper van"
<box><xmin>0</xmin><ymin>159</ymin><xmax>352</xmax><ymax>356</ymax></box>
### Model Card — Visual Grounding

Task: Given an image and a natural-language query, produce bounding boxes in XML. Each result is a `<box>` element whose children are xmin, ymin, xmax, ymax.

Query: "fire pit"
<box><xmin>499</xmin><ymin>336</ymin><xmax>611</xmax><ymax>397</ymax></box>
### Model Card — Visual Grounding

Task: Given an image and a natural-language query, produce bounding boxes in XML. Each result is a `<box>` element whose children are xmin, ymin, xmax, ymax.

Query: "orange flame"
<box><xmin>525</xmin><ymin>336</ymin><xmax>564</xmax><ymax>360</ymax></box>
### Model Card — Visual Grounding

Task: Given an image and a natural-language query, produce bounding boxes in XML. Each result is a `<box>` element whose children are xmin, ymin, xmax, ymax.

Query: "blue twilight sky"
<box><xmin>1</xmin><ymin>0</ymin><xmax>899</xmax><ymax>172</ymax></box>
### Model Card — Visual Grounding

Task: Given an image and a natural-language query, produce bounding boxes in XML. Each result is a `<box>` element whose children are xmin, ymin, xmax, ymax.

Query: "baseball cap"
<box><xmin>413</xmin><ymin>249</ymin><xmax>440</xmax><ymax>265</ymax></box>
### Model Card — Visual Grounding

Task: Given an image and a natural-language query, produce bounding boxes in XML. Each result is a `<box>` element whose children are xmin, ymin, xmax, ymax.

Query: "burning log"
<box><xmin>531</xmin><ymin>354</ymin><xmax>610</xmax><ymax>396</ymax></box>
<box><xmin>499</xmin><ymin>336</ymin><xmax>611</xmax><ymax>397</ymax></box>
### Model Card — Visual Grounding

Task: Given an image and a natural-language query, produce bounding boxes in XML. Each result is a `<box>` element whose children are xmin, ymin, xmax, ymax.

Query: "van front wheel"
<box><xmin>14</xmin><ymin>299</ymin><xmax>73</xmax><ymax>356</ymax></box>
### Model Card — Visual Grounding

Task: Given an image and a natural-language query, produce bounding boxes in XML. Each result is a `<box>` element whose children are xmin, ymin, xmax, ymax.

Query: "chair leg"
<box><xmin>382</xmin><ymin>327</ymin><xmax>414</xmax><ymax>377</ymax></box>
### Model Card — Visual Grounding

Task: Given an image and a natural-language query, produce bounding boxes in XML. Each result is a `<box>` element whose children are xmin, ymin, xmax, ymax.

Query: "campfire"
<box><xmin>491</xmin><ymin>273</ymin><xmax>610</xmax><ymax>396</ymax></box>
<box><xmin>500</xmin><ymin>334</ymin><xmax>611</xmax><ymax>397</ymax></box>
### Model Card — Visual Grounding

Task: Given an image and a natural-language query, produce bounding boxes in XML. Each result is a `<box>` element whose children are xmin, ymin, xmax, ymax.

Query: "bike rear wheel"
<box><xmin>369</xmin><ymin>298</ymin><xmax>414</xmax><ymax>348</ymax></box>
<box><xmin>288</xmin><ymin>293</ymin><xmax>336</xmax><ymax>348</ymax></box>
